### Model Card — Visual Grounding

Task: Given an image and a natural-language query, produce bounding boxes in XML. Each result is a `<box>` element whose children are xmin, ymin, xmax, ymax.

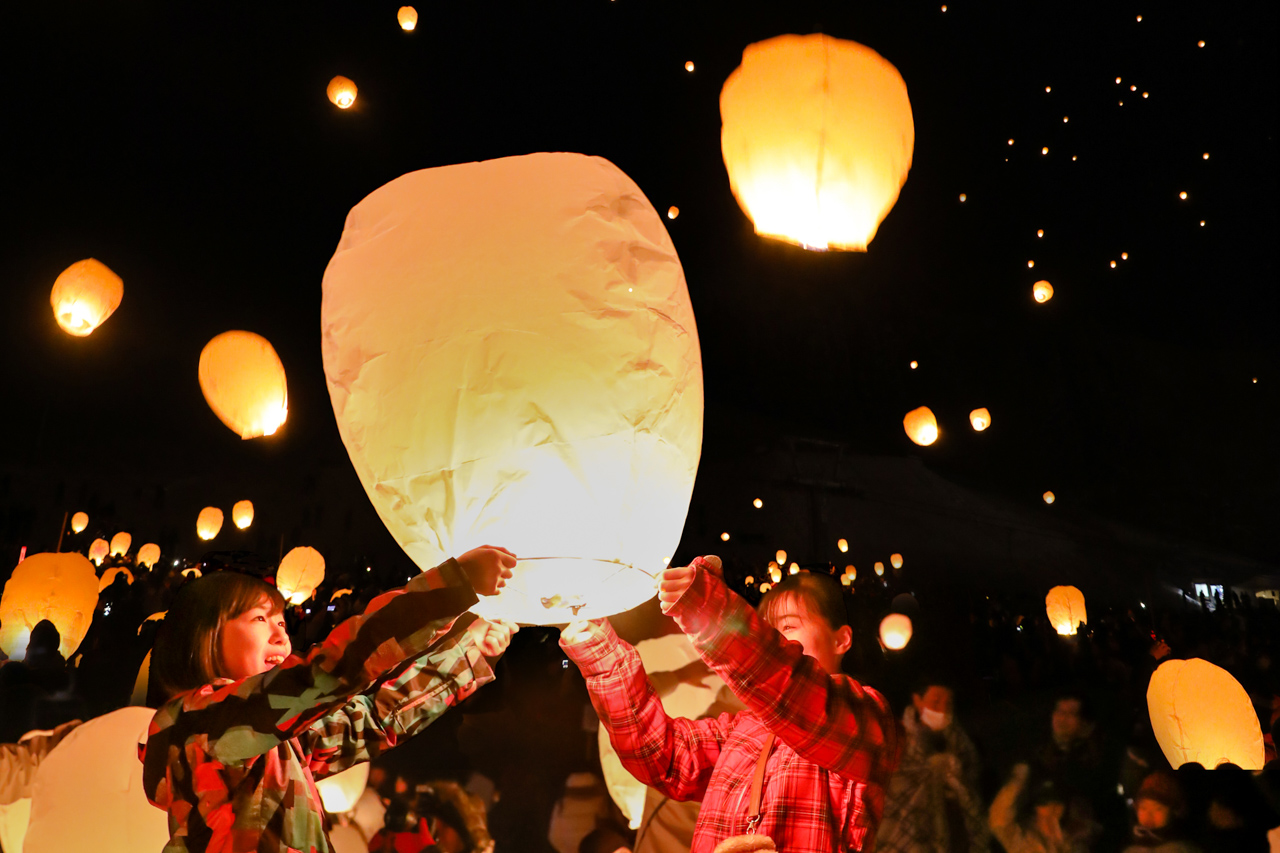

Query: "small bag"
<box><xmin>711</xmin><ymin>732</ymin><xmax>777</xmax><ymax>853</ymax></box>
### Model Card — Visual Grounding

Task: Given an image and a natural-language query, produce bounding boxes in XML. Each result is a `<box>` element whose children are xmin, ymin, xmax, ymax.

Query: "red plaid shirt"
<box><xmin>563</xmin><ymin>562</ymin><xmax>900</xmax><ymax>853</ymax></box>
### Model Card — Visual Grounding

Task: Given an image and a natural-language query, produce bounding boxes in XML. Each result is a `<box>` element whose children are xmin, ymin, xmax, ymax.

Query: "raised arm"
<box><xmin>664</xmin><ymin>558</ymin><xmax>899</xmax><ymax>780</ymax></box>
<box><xmin>560</xmin><ymin>619</ymin><xmax>733</xmax><ymax>802</ymax></box>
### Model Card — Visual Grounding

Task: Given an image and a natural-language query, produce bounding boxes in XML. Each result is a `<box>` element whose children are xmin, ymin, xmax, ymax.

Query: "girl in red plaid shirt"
<box><xmin>561</xmin><ymin>555</ymin><xmax>901</xmax><ymax>853</ymax></box>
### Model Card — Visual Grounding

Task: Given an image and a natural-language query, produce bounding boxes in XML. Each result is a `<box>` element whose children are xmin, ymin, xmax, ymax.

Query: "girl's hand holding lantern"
<box><xmin>467</xmin><ymin>618</ymin><xmax>518</xmax><ymax>657</ymax></box>
<box><xmin>456</xmin><ymin>546</ymin><xmax>517</xmax><ymax>595</ymax></box>
<box><xmin>658</xmin><ymin>555</ymin><xmax>723</xmax><ymax>614</ymax></box>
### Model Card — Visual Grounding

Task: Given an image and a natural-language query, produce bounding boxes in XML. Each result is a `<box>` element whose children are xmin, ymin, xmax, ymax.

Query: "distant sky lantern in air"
<box><xmin>326</xmin><ymin>75</ymin><xmax>357</xmax><ymax>109</ymax></box>
<box><xmin>88</xmin><ymin>538</ymin><xmax>109</xmax><ymax>565</ymax></box>
<box><xmin>1147</xmin><ymin>658</ymin><xmax>1264</xmax><ymax>770</ymax></box>
<box><xmin>396</xmin><ymin>6</ymin><xmax>417</xmax><ymax>30</ymax></box>
<box><xmin>1033</xmin><ymin>280</ymin><xmax>1054</xmax><ymax>303</ymax></box>
<box><xmin>668</xmin><ymin>206</ymin><xmax>679</xmax><ymax>220</ymax></box>
<box><xmin>196</xmin><ymin>506</ymin><xmax>223</xmax><ymax>540</ymax></box>
<box><xmin>769</xmin><ymin>564</ymin><xmax>782</xmax><ymax>583</ymax></box>
<box><xmin>845</xmin><ymin>565</ymin><xmax>856</xmax><ymax>581</ymax></box>
<box><xmin>719</xmin><ymin>33</ymin><xmax>914</xmax><ymax>251</ymax></box>
<box><xmin>70</xmin><ymin>512</ymin><xmax>89</xmax><ymax>534</ymax></box>
<box><xmin>891</xmin><ymin>554</ymin><xmax>903</xmax><ymax>569</ymax></box>
<box><xmin>910</xmin><ymin>360</ymin><xmax>918</xmax><ymax>369</ymax></box>
<box><xmin>775</xmin><ymin>550</ymin><xmax>787</xmax><ymax>564</ymax></box>
<box><xmin>743</xmin><ymin>576</ymin><xmax>754</xmax><ymax>586</ymax></box>
<box><xmin>0</xmin><ymin>552</ymin><xmax>99</xmax><ymax>660</ymax></box>
<box><xmin>720</xmin><ymin>532</ymin><xmax>730</xmax><ymax>541</ymax></box>
<box><xmin>970</xmin><ymin>408</ymin><xmax>991</xmax><ymax>431</ymax></box>
<box><xmin>98</xmin><ymin>567</ymin><xmax>133</xmax><ymax>591</ymax></box>
<box><xmin>753</xmin><ymin>498</ymin><xmax>763</xmax><ymax>508</ymax></box>
<box><xmin>181</xmin><ymin>567</ymin><xmax>202</xmax><ymax>579</ymax></box>
<box><xmin>198</xmin><ymin>331</ymin><xmax>288</xmax><ymax>439</ymax></box>
<box><xmin>840</xmin><ymin>573</ymin><xmax>852</xmax><ymax>586</ymax></box>
<box><xmin>789</xmin><ymin>563</ymin><xmax>799</xmax><ymax>575</ymax></box>
<box><xmin>277</xmin><ymin>546</ymin><xmax>325</xmax><ymax>605</ymax></box>
<box><xmin>903</xmin><ymin>406</ymin><xmax>938</xmax><ymax>446</ymax></box>
<box><xmin>875</xmin><ymin>561</ymin><xmax>885</xmax><ymax>577</ymax></box>
<box><xmin>1045</xmin><ymin>585</ymin><xmax>1086</xmax><ymax>635</ymax></box>
<box><xmin>880</xmin><ymin>614</ymin><xmax>912</xmax><ymax>650</ymax></box>
<box><xmin>1043</xmin><ymin>491</ymin><xmax>1056</xmax><ymax>505</ymax></box>
<box><xmin>321</xmin><ymin>154</ymin><xmax>702</xmax><ymax>625</ymax></box>
<box><xmin>685</xmin><ymin>61</ymin><xmax>694</xmax><ymax>72</ymax></box>
<box><xmin>109</xmin><ymin>532</ymin><xmax>131</xmax><ymax>557</ymax></box>
<box><xmin>232</xmin><ymin>499</ymin><xmax>254</xmax><ymax>529</ymax></box>
<box><xmin>136</xmin><ymin>543</ymin><xmax>160</xmax><ymax>568</ymax></box>
<box><xmin>837</xmin><ymin>538</ymin><xmax>848</xmax><ymax>553</ymax></box>
<box><xmin>49</xmin><ymin>258</ymin><xmax>123</xmax><ymax>337</ymax></box>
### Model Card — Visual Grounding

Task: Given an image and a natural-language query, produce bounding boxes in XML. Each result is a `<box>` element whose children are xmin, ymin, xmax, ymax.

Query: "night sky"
<box><xmin>2</xmin><ymin>1</ymin><xmax>1276</xmax><ymax>582</ymax></box>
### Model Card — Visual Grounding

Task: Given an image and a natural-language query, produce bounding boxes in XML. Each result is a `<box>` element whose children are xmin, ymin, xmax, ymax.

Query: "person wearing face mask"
<box><xmin>876</xmin><ymin>677</ymin><xmax>988</xmax><ymax>853</ymax></box>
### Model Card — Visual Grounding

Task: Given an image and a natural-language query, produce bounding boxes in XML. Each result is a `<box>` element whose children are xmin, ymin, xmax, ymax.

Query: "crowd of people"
<box><xmin>0</xmin><ymin>545</ymin><xmax>1276</xmax><ymax>853</ymax></box>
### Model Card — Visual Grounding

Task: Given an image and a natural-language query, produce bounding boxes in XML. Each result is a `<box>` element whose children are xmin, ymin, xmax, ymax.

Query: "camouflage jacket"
<box><xmin>142</xmin><ymin>559</ymin><xmax>492</xmax><ymax>853</ymax></box>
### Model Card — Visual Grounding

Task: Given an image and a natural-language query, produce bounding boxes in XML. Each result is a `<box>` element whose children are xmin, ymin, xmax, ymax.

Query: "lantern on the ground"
<box><xmin>1033</xmin><ymin>280</ymin><xmax>1054</xmax><ymax>303</ymax></box>
<box><xmin>23</xmin><ymin>707</ymin><xmax>169</xmax><ymax>853</ymax></box>
<box><xmin>837</xmin><ymin>538</ymin><xmax>848</xmax><ymax>553</ymax></box>
<box><xmin>88</xmin><ymin>539</ymin><xmax>109</xmax><ymax>565</ymax></box>
<box><xmin>109</xmin><ymin>532</ymin><xmax>131</xmax><ymax>557</ymax></box>
<box><xmin>196</xmin><ymin>507</ymin><xmax>223</xmax><ymax>540</ymax></box>
<box><xmin>327</xmin><ymin>76</ymin><xmax>357</xmax><ymax>109</ymax></box>
<box><xmin>98</xmin><ymin>567</ymin><xmax>133</xmax><ymax>591</ymax></box>
<box><xmin>137</xmin><ymin>544</ymin><xmax>160</xmax><ymax>568</ymax></box>
<box><xmin>890</xmin><ymin>553</ymin><xmax>903</xmax><ymax>569</ymax></box>
<box><xmin>277</xmin><ymin>546</ymin><xmax>325</xmax><ymax>606</ymax></box>
<box><xmin>880</xmin><ymin>614</ymin><xmax>912</xmax><ymax>649</ymax></box>
<box><xmin>70</xmin><ymin>512</ymin><xmax>89</xmax><ymax>534</ymax></box>
<box><xmin>0</xmin><ymin>552</ymin><xmax>99</xmax><ymax>659</ymax></box>
<box><xmin>720</xmin><ymin>34</ymin><xmax>914</xmax><ymax>251</ymax></box>
<box><xmin>903</xmin><ymin>406</ymin><xmax>939</xmax><ymax>446</ymax></box>
<box><xmin>1045</xmin><ymin>585</ymin><xmax>1086</xmax><ymax>635</ymax></box>
<box><xmin>198</xmin><ymin>331</ymin><xmax>288</xmax><ymax>439</ymax></box>
<box><xmin>970</xmin><ymin>408</ymin><xmax>991</xmax><ymax>431</ymax></box>
<box><xmin>232</xmin><ymin>500</ymin><xmax>254</xmax><ymax>529</ymax></box>
<box><xmin>322</xmin><ymin>153</ymin><xmax>703</xmax><ymax>624</ymax></box>
<box><xmin>316</xmin><ymin>764</ymin><xmax>370</xmax><ymax>815</ymax></box>
<box><xmin>396</xmin><ymin>6</ymin><xmax>417</xmax><ymax>30</ymax></box>
<box><xmin>49</xmin><ymin>259</ymin><xmax>123</xmax><ymax>337</ymax></box>
<box><xmin>1147</xmin><ymin>658</ymin><xmax>1263</xmax><ymax>770</ymax></box>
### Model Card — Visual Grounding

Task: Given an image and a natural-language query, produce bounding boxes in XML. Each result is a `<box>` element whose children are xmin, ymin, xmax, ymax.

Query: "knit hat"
<box><xmin>1135</xmin><ymin>771</ymin><xmax>1186</xmax><ymax>816</ymax></box>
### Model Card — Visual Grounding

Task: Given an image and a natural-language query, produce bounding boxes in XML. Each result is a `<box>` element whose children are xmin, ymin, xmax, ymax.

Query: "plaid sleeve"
<box><xmin>301</xmin><ymin>626</ymin><xmax>494</xmax><ymax>779</ymax></box>
<box><xmin>668</xmin><ymin>559</ymin><xmax>900</xmax><ymax>781</ymax></box>
<box><xmin>562</xmin><ymin>620</ymin><xmax>733</xmax><ymax>802</ymax></box>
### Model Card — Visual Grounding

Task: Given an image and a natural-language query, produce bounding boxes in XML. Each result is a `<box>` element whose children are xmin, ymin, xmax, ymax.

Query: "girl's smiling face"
<box><xmin>767</xmin><ymin>592</ymin><xmax>851</xmax><ymax>675</ymax></box>
<box><xmin>219</xmin><ymin>596</ymin><xmax>291</xmax><ymax>680</ymax></box>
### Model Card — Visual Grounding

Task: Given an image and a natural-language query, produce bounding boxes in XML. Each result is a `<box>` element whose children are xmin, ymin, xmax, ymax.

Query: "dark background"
<box><xmin>1</xmin><ymin>1</ymin><xmax>1276</xmax><ymax>585</ymax></box>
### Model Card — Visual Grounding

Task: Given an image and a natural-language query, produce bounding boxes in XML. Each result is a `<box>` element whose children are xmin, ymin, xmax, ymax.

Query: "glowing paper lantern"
<box><xmin>844</xmin><ymin>565</ymin><xmax>856</xmax><ymax>580</ymax></box>
<box><xmin>278</xmin><ymin>546</ymin><xmax>325</xmax><ymax>606</ymax></box>
<box><xmin>840</xmin><ymin>573</ymin><xmax>852</xmax><ymax>586</ymax></box>
<box><xmin>874</xmin><ymin>561</ymin><xmax>885</xmax><ymax>577</ymax></box>
<box><xmin>1147</xmin><ymin>658</ymin><xmax>1264</xmax><ymax>770</ymax></box>
<box><xmin>24</xmin><ymin>707</ymin><xmax>169</xmax><ymax>853</ymax></box>
<box><xmin>396</xmin><ymin>6</ymin><xmax>417</xmax><ymax>30</ymax></box>
<box><xmin>684</xmin><ymin>61</ymin><xmax>695</xmax><ymax>72</ymax></box>
<box><xmin>70</xmin><ymin>512</ymin><xmax>89</xmax><ymax>534</ymax></box>
<box><xmin>775</xmin><ymin>550</ymin><xmax>787</xmax><ymax>564</ymax></box>
<box><xmin>98</xmin><ymin>567</ymin><xmax>134</xmax><ymax>591</ymax></box>
<box><xmin>744</xmin><ymin>576</ymin><xmax>754</xmax><ymax>586</ymax></box>
<box><xmin>1045</xmin><ymin>585</ymin><xmax>1086</xmax><ymax>636</ymax></box>
<box><xmin>327</xmin><ymin>76</ymin><xmax>357</xmax><ymax>109</ymax></box>
<box><xmin>769</xmin><ymin>565</ymin><xmax>782</xmax><ymax>583</ymax></box>
<box><xmin>196</xmin><ymin>506</ymin><xmax>224</xmax><ymax>540</ymax></box>
<box><xmin>789</xmin><ymin>563</ymin><xmax>800</xmax><ymax>575</ymax></box>
<box><xmin>879</xmin><ymin>613</ymin><xmax>912</xmax><ymax>650</ymax></box>
<box><xmin>181</xmin><ymin>567</ymin><xmax>202</xmax><ymax>579</ymax></box>
<box><xmin>232</xmin><ymin>499</ymin><xmax>254</xmax><ymax>529</ymax></box>
<box><xmin>109</xmin><ymin>532</ymin><xmax>131</xmax><ymax>557</ymax></box>
<box><xmin>890</xmin><ymin>553</ymin><xmax>903</xmax><ymax>570</ymax></box>
<box><xmin>0</xmin><ymin>797</ymin><xmax>31</xmax><ymax>853</ymax></box>
<box><xmin>130</xmin><ymin>651</ymin><xmax>151</xmax><ymax>706</ymax></box>
<box><xmin>720</xmin><ymin>34</ymin><xmax>913</xmax><ymax>251</ymax></box>
<box><xmin>837</xmin><ymin>538</ymin><xmax>848</xmax><ymax>553</ymax></box>
<box><xmin>198</xmin><ymin>331</ymin><xmax>289</xmax><ymax>439</ymax></box>
<box><xmin>668</xmin><ymin>206</ymin><xmax>680</xmax><ymax>219</ymax></box>
<box><xmin>903</xmin><ymin>406</ymin><xmax>939</xmax><ymax>446</ymax></box>
<box><xmin>321</xmin><ymin>153</ymin><xmax>702</xmax><ymax>625</ymax></box>
<box><xmin>88</xmin><ymin>538</ymin><xmax>109</xmax><ymax>565</ymax></box>
<box><xmin>970</xmin><ymin>408</ymin><xmax>991</xmax><ymax>431</ymax></box>
<box><xmin>134</xmin><ymin>543</ymin><xmax>160</xmax><ymax>569</ymax></box>
<box><xmin>316</xmin><ymin>764</ymin><xmax>370</xmax><ymax>815</ymax></box>
<box><xmin>753</xmin><ymin>498</ymin><xmax>763</xmax><ymax>508</ymax></box>
<box><xmin>1033</xmin><ymin>280</ymin><xmax>1054</xmax><ymax>303</ymax></box>
<box><xmin>0</xmin><ymin>552</ymin><xmax>99</xmax><ymax>660</ymax></box>
<box><xmin>49</xmin><ymin>258</ymin><xmax>123</xmax><ymax>337</ymax></box>
<box><xmin>720</xmin><ymin>532</ymin><xmax>731</xmax><ymax>542</ymax></box>
<box><xmin>137</xmin><ymin>610</ymin><xmax>166</xmax><ymax>636</ymax></box>
<box><xmin>330</xmin><ymin>588</ymin><xmax>353</xmax><ymax>601</ymax></box>
<box><xmin>1043</xmin><ymin>491</ymin><xmax>1055</xmax><ymax>505</ymax></box>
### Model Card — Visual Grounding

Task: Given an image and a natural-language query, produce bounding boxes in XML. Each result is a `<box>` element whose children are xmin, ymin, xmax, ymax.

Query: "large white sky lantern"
<box><xmin>720</xmin><ymin>33</ymin><xmax>914</xmax><ymax>252</ymax></box>
<box><xmin>322</xmin><ymin>153</ymin><xmax>703</xmax><ymax>625</ymax></box>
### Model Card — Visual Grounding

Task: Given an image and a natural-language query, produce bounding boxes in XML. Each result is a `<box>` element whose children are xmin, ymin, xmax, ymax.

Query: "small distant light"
<box><xmin>173</xmin><ymin>559</ymin><xmax>180</xmax><ymax>566</ymax></box>
<box><xmin>684</xmin><ymin>60</ymin><xmax>694</xmax><ymax>72</ymax></box>
<box><xmin>941</xmin><ymin>4</ymin><xmax>946</xmax><ymax>10</ymax></box>
<box><xmin>667</xmin><ymin>206</ymin><xmax>679</xmax><ymax>220</ymax></box>
<box><xmin>1043</xmin><ymin>491</ymin><xmax>1056</xmax><ymax>505</ymax></box>
<box><xmin>1202</xmin><ymin>152</ymin><xmax>1210</xmax><ymax>160</ymax></box>
<box><xmin>720</xmin><ymin>532</ymin><xmax>730</xmax><ymax>541</ymax></box>
<box><xmin>1072</xmin><ymin>155</ymin><xmax>1077</xmax><ymax>161</ymax></box>
<box><xmin>788</xmin><ymin>562</ymin><xmax>799</xmax><ymax>575</ymax></box>
<box><xmin>1041</xmin><ymin>146</ymin><xmax>1049</xmax><ymax>155</ymax></box>
<box><xmin>1121</xmin><ymin>252</ymin><xmax>1128</xmax><ymax>260</ymax></box>
<box><xmin>837</xmin><ymin>538</ymin><xmax>849</xmax><ymax>553</ymax></box>
<box><xmin>753</xmin><ymin>498</ymin><xmax>763</xmax><ymax>508</ymax></box>
<box><xmin>1136</xmin><ymin>14</ymin><xmax>1142</xmax><ymax>21</ymax></box>
<box><xmin>1142</xmin><ymin>92</ymin><xmax>1149</xmax><ymax>98</ymax></box>
<box><xmin>1200</xmin><ymin>220</ymin><xmax>1206</xmax><ymax>226</ymax></box>
<box><xmin>365</xmin><ymin>566</ymin><xmax>371</xmax><ymax>572</ymax></box>
<box><xmin>1179</xmin><ymin>191</ymin><xmax>1188</xmax><ymax>200</ymax></box>
<box><xmin>1140</xmin><ymin>602</ymin><xmax>1146</xmax><ymax>608</ymax></box>
<box><xmin>1063</xmin><ymin>116</ymin><xmax>1069</xmax><ymax>123</ymax></box>
<box><xmin>1008</xmin><ymin>138</ymin><xmax>1014</xmax><ymax>145</ymax></box>
<box><xmin>1130</xmin><ymin>85</ymin><xmax>1137</xmax><ymax>92</ymax></box>
<box><xmin>1045</xmin><ymin>86</ymin><xmax>1051</xmax><ymax>93</ymax></box>
<box><xmin>663</xmin><ymin>556</ymin><xmax>671</xmax><ymax>564</ymax></box>
<box><xmin>1252</xmin><ymin>377</ymin><xmax>1258</xmax><ymax>384</ymax></box>
<box><xmin>1119</xmin><ymin>101</ymin><xmax>1124</xmax><ymax>106</ymax></box>
<box><xmin>1027</xmin><ymin>260</ymin><xmax>1035</xmax><ymax>268</ymax></box>
<box><xmin>959</xmin><ymin>193</ymin><xmax>967</xmax><ymax>202</ymax></box>
<box><xmin>1110</xmin><ymin>260</ymin><xmax>1117</xmax><ymax>268</ymax></box>
<box><xmin>910</xmin><ymin>360</ymin><xmax>919</xmax><ymax>369</ymax></box>
<box><xmin>1037</xmin><ymin>229</ymin><xmax>1044</xmax><ymax>238</ymax></box>
<box><xmin>1116</xmin><ymin>77</ymin><xmax>1122</xmax><ymax>84</ymax></box>
<box><xmin>1198</xmin><ymin>40</ymin><xmax>1205</xmax><ymax>48</ymax></box>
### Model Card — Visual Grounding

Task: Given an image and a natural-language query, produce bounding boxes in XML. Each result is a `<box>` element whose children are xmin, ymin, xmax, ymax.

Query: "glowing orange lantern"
<box><xmin>845</xmin><ymin>565</ymin><xmax>856</xmax><ymax>581</ymax></box>
<box><xmin>88</xmin><ymin>538</ymin><xmax>109</xmax><ymax>565</ymax></box>
<box><xmin>327</xmin><ymin>76</ymin><xmax>357</xmax><ymax>109</ymax></box>
<box><xmin>1045</xmin><ymin>585</ymin><xmax>1086</xmax><ymax>635</ymax></box>
<box><xmin>70</xmin><ymin>512</ymin><xmax>88</xmax><ymax>534</ymax></box>
<box><xmin>903</xmin><ymin>406</ymin><xmax>939</xmax><ymax>446</ymax></box>
<box><xmin>970</xmin><ymin>408</ymin><xmax>991</xmax><ymax>431</ymax></box>
<box><xmin>322</xmin><ymin>153</ymin><xmax>702</xmax><ymax>625</ymax></box>
<box><xmin>720</xmin><ymin>532</ymin><xmax>730</xmax><ymax>541</ymax></box>
<box><xmin>668</xmin><ymin>206</ymin><xmax>680</xmax><ymax>219</ymax></box>
<box><xmin>769</xmin><ymin>564</ymin><xmax>782</xmax><ymax>583</ymax></box>
<box><xmin>760</xmin><ymin>582</ymin><xmax>772</xmax><ymax>592</ymax></box>
<box><xmin>196</xmin><ymin>506</ymin><xmax>223</xmax><ymax>540</ymax></box>
<box><xmin>753</xmin><ymin>498</ymin><xmax>763</xmax><ymax>508</ymax></box>
<box><xmin>109</xmin><ymin>532</ymin><xmax>131</xmax><ymax>557</ymax></box>
<box><xmin>720</xmin><ymin>34</ymin><xmax>913</xmax><ymax>251</ymax></box>
<box><xmin>880</xmin><ymin>613</ymin><xmax>912</xmax><ymax>649</ymax></box>
<box><xmin>1043</xmin><ymin>491</ymin><xmax>1055</xmax><ymax>505</ymax></box>
<box><xmin>890</xmin><ymin>553</ymin><xmax>903</xmax><ymax>569</ymax></box>
<box><xmin>198</xmin><ymin>331</ymin><xmax>288</xmax><ymax>439</ymax></box>
<box><xmin>98</xmin><ymin>566</ymin><xmax>133</xmax><ymax>591</ymax></box>
<box><xmin>0</xmin><ymin>552</ymin><xmax>99</xmax><ymax>659</ymax></box>
<box><xmin>840</xmin><ymin>573</ymin><xmax>852</xmax><ymax>586</ymax></box>
<box><xmin>277</xmin><ymin>546</ymin><xmax>325</xmax><ymax>605</ymax></box>
<box><xmin>1147</xmin><ymin>658</ymin><xmax>1264</xmax><ymax>770</ymax></box>
<box><xmin>330</xmin><ymin>588</ymin><xmax>353</xmax><ymax>601</ymax></box>
<box><xmin>1033</xmin><ymin>280</ymin><xmax>1054</xmax><ymax>303</ymax></box>
<box><xmin>775</xmin><ymin>549</ymin><xmax>787</xmax><ymax>564</ymax></box>
<box><xmin>181</xmin><ymin>567</ymin><xmax>202</xmax><ymax>579</ymax></box>
<box><xmin>874</xmin><ymin>561</ymin><xmax>885</xmax><ymax>577</ymax></box>
<box><xmin>232</xmin><ymin>499</ymin><xmax>254</xmax><ymax>529</ymax></box>
<box><xmin>49</xmin><ymin>259</ymin><xmax>123</xmax><ymax>337</ymax></box>
<box><xmin>744</xmin><ymin>576</ymin><xmax>754</xmax><ymax>586</ymax></box>
<box><xmin>837</xmin><ymin>538</ymin><xmax>848</xmax><ymax>553</ymax></box>
<box><xmin>396</xmin><ymin>6</ymin><xmax>417</xmax><ymax>30</ymax></box>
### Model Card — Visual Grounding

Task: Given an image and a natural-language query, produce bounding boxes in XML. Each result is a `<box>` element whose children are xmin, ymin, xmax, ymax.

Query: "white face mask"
<box><xmin>919</xmin><ymin>707</ymin><xmax>951</xmax><ymax>731</ymax></box>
